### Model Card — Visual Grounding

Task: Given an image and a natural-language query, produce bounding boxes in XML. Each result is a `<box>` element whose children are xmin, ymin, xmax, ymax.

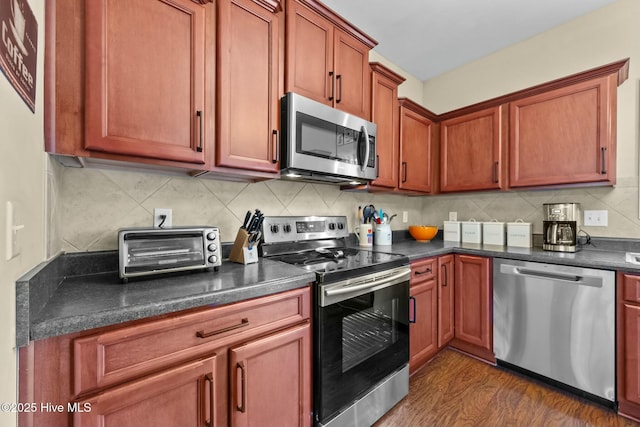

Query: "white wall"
<box><xmin>0</xmin><ymin>0</ymin><xmax>46</xmax><ymax>425</ymax></box>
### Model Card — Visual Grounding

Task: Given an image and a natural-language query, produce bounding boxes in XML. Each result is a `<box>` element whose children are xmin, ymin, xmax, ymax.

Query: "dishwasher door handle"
<box><xmin>499</xmin><ymin>264</ymin><xmax>603</xmax><ymax>287</ymax></box>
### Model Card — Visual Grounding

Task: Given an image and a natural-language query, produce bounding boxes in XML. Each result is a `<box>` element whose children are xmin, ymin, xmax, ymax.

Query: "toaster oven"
<box><xmin>118</xmin><ymin>226</ymin><xmax>221</xmax><ymax>282</ymax></box>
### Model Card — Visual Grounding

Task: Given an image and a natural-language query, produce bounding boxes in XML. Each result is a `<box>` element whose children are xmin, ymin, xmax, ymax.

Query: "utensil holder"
<box><xmin>229</xmin><ymin>228</ymin><xmax>259</xmax><ymax>265</ymax></box>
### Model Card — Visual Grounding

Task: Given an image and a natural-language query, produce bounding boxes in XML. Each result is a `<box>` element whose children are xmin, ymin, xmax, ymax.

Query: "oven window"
<box><xmin>341</xmin><ymin>294</ymin><xmax>399</xmax><ymax>372</ymax></box>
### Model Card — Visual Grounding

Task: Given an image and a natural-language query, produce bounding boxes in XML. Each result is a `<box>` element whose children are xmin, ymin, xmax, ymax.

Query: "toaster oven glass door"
<box><xmin>124</xmin><ymin>233</ymin><xmax>205</xmax><ymax>273</ymax></box>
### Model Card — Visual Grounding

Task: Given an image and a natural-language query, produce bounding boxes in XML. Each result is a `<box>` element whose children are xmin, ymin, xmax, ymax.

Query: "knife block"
<box><xmin>229</xmin><ymin>228</ymin><xmax>258</xmax><ymax>265</ymax></box>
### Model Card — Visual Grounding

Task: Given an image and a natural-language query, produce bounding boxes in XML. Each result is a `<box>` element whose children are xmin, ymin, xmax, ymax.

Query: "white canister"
<box><xmin>443</xmin><ymin>221</ymin><xmax>461</xmax><ymax>242</ymax></box>
<box><xmin>461</xmin><ymin>219</ymin><xmax>482</xmax><ymax>244</ymax></box>
<box><xmin>374</xmin><ymin>223</ymin><xmax>392</xmax><ymax>246</ymax></box>
<box><xmin>355</xmin><ymin>223</ymin><xmax>373</xmax><ymax>247</ymax></box>
<box><xmin>483</xmin><ymin>220</ymin><xmax>506</xmax><ymax>246</ymax></box>
<box><xmin>507</xmin><ymin>219</ymin><xmax>532</xmax><ymax>247</ymax></box>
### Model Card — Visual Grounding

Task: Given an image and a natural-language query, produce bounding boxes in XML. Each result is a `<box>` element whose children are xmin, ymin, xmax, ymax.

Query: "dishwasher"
<box><xmin>493</xmin><ymin>258</ymin><xmax>615</xmax><ymax>406</ymax></box>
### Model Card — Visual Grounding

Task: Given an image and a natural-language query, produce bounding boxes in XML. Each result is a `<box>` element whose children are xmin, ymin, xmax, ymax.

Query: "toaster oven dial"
<box><xmin>208</xmin><ymin>255</ymin><xmax>218</xmax><ymax>264</ymax></box>
<box><xmin>207</xmin><ymin>232</ymin><xmax>217</xmax><ymax>241</ymax></box>
<box><xmin>208</xmin><ymin>243</ymin><xmax>217</xmax><ymax>252</ymax></box>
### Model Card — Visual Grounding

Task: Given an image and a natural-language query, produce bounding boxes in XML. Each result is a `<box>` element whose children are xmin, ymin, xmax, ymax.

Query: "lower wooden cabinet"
<box><xmin>19</xmin><ymin>287</ymin><xmax>312</xmax><ymax>427</ymax></box>
<box><xmin>451</xmin><ymin>254</ymin><xmax>494</xmax><ymax>363</ymax></box>
<box><xmin>409</xmin><ymin>255</ymin><xmax>455</xmax><ymax>374</ymax></box>
<box><xmin>73</xmin><ymin>356</ymin><xmax>217</xmax><ymax>427</ymax></box>
<box><xmin>229</xmin><ymin>322</ymin><xmax>311</xmax><ymax>427</ymax></box>
<box><xmin>617</xmin><ymin>272</ymin><xmax>640</xmax><ymax>422</ymax></box>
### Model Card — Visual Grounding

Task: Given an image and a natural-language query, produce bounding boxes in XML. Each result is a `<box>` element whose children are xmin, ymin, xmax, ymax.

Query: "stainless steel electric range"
<box><xmin>261</xmin><ymin>216</ymin><xmax>410</xmax><ymax>427</ymax></box>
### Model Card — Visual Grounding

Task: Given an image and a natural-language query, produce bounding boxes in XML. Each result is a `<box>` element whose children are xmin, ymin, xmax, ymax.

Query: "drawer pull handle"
<box><xmin>237</xmin><ymin>361</ymin><xmax>246</xmax><ymax>413</ymax></box>
<box><xmin>205</xmin><ymin>373</ymin><xmax>214</xmax><ymax>427</ymax></box>
<box><xmin>196</xmin><ymin>318</ymin><xmax>249</xmax><ymax>338</ymax></box>
<box><xmin>414</xmin><ymin>268</ymin><xmax>432</xmax><ymax>275</ymax></box>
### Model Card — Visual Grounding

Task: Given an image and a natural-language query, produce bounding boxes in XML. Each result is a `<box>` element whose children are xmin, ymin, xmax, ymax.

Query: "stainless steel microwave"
<box><xmin>280</xmin><ymin>92</ymin><xmax>377</xmax><ymax>184</ymax></box>
<box><xmin>118</xmin><ymin>226</ymin><xmax>221</xmax><ymax>282</ymax></box>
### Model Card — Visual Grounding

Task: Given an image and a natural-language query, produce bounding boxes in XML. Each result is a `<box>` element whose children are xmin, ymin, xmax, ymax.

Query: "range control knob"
<box><xmin>208</xmin><ymin>255</ymin><xmax>218</xmax><ymax>264</ymax></box>
<box><xmin>207</xmin><ymin>232</ymin><xmax>217</xmax><ymax>241</ymax></box>
<box><xmin>328</xmin><ymin>223</ymin><xmax>336</xmax><ymax>231</ymax></box>
<box><xmin>337</xmin><ymin>222</ymin><xmax>345</xmax><ymax>230</ymax></box>
<box><xmin>270</xmin><ymin>224</ymin><xmax>280</xmax><ymax>234</ymax></box>
<box><xmin>208</xmin><ymin>243</ymin><xmax>217</xmax><ymax>252</ymax></box>
<box><xmin>283</xmin><ymin>224</ymin><xmax>292</xmax><ymax>233</ymax></box>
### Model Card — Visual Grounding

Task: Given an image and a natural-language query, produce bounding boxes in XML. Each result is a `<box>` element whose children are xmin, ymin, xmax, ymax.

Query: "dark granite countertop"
<box><xmin>16</xmin><ymin>233</ymin><xmax>640</xmax><ymax>348</ymax></box>
<box><xmin>15</xmin><ymin>251</ymin><xmax>315</xmax><ymax>347</ymax></box>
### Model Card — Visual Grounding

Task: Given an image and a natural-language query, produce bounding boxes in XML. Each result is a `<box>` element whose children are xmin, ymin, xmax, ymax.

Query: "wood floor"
<box><xmin>375</xmin><ymin>348</ymin><xmax>639</xmax><ymax>427</ymax></box>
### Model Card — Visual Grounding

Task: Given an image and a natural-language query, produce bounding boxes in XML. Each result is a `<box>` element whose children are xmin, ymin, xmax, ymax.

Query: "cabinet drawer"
<box><xmin>74</xmin><ymin>287</ymin><xmax>310</xmax><ymax>395</ymax></box>
<box><xmin>621</xmin><ymin>273</ymin><xmax>640</xmax><ymax>303</ymax></box>
<box><xmin>411</xmin><ymin>258</ymin><xmax>436</xmax><ymax>284</ymax></box>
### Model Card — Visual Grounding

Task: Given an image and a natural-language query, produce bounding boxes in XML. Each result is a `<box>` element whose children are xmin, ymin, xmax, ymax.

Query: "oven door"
<box><xmin>314</xmin><ymin>267</ymin><xmax>410</xmax><ymax>425</ymax></box>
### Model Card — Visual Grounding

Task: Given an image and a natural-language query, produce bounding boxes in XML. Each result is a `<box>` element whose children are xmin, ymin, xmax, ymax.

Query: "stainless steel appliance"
<box><xmin>261</xmin><ymin>216</ymin><xmax>410</xmax><ymax>427</ymax></box>
<box><xmin>280</xmin><ymin>92</ymin><xmax>377</xmax><ymax>184</ymax></box>
<box><xmin>493</xmin><ymin>258</ymin><xmax>615</xmax><ymax>406</ymax></box>
<box><xmin>118</xmin><ymin>226</ymin><xmax>221</xmax><ymax>282</ymax></box>
<box><xmin>543</xmin><ymin>202</ymin><xmax>580</xmax><ymax>252</ymax></box>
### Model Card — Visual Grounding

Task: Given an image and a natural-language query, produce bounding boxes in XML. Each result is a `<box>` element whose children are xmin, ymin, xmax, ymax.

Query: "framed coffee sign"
<box><xmin>0</xmin><ymin>0</ymin><xmax>37</xmax><ymax>112</ymax></box>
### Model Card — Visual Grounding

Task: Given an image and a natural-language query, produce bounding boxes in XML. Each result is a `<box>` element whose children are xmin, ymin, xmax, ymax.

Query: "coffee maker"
<box><xmin>543</xmin><ymin>203</ymin><xmax>580</xmax><ymax>252</ymax></box>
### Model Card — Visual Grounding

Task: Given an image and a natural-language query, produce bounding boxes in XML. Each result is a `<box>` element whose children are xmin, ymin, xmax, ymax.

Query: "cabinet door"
<box><xmin>285</xmin><ymin>0</ymin><xmax>333</xmax><ymax>106</ymax></box>
<box><xmin>399</xmin><ymin>104</ymin><xmax>435</xmax><ymax>193</ymax></box>
<box><xmin>333</xmin><ymin>28</ymin><xmax>370</xmax><ymax>118</ymax></box>
<box><xmin>85</xmin><ymin>0</ymin><xmax>207</xmax><ymax>164</ymax></box>
<box><xmin>509</xmin><ymin>75</ymin><xmax>616</xmax><ymax>187</ymax></box>
<box><xmin>73</xmin><ymin>356</ymin><xmax>217</xmax><ymax>427</ymax></box>
<box><xmin>229</xmin><ymin>322</ymin><xmax>312</xmax><ymax>427</ymax></box>
<box><xmin>370</xmin><ymin>64</ymin><xmax>402</xmax><ymax>188</ymax></box>
<box><xmin>216</xmin><ymin>0</ymin><xmax>282</xmax><ymax>173</ymax></box>
<box><xmin>440</xmin><ymin>106</ymin><xmax>505</xmax><ymax>192</ymax></box>
<box><xmin>409</xmin><ymin>258</ymin><xmax>438</xmax><ymax>373</ymax></box>
<box><xmin>438</xmin><ymin>254</ymin><xmax>455</xmax><ymax>348</ymax></box>
<box><xmin>622</xmin><ymin>303</ymin><xmax>640</xmax><ymax>407</ymax></box>
<box><xmin>454</xmin><ymin>255</ymin><xmax>492</xmax><ymax>356</ymax></box>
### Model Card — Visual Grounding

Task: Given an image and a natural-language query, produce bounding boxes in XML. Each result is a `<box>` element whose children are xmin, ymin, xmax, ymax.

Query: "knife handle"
<box><xmin>242</xmin><ymin>211</ymin><xmax>252</xmax><ymax>229</ymax></box>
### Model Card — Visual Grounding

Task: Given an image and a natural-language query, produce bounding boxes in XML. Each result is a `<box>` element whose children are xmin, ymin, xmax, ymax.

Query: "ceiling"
<box><xmin>320</xmin><ymin>0</ymin><xmax>619</xmax><ymax>81</ymax></box>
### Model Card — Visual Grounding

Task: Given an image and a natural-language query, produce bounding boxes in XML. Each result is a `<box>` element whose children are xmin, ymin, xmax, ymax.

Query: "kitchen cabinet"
<box><xmin>215</xmin><ymin>0</ymin><xmax>283</xmax><ymax>173</ymax></box>
<box><xmin>452</xmin><ymin>254</ymin><xmax>494</xmax><ymax>363</ymax></box>
<box><xmin>409</xmin><ymin>255</ymin><xmax>455</xmax><ymax>374</ymax></box>
<box><xmin>73</xmin><ymin>356</ymin><xmax>217</xmax><ymax>427</ymax></box>
<box><xmin>229</xmin><ymin>322</ymin><xmax>311</xmax><ymax>427</ymax></box>
<box><xmin>437</xmin><ymin>254</ymin><xmax>455</xmax><ymax>348</ymax></box>
<box><xmin>285</xmin><ymin>0</ymin><xmax>376</xmax><ymax>118</ymax></box>
<box><xmin>509</xmin><ymin>75</ymin><xmax>618</xmax><ymax>187</ymax></box>
<box><xmin>617</xmin><ymin>272</ymin><xmax>640</xmax><ymax>422</ymax></box>
<box><xmin>368</xmin><ymin>63</ymin><xmax>405</xmax><ymax>189</ymax></box>
<box><xmin>84</xmin><ymin>0</ymin><xmax>209</xmax><ymax>165</ymax></box>
<box><xmin>19</xmin><ymin>287</ymin><xmax>312</xmax><ymax>427</ymax></box>
<box><xmin>398</xmin><ymin>98</ymin><xmax>439</xmax><ymax>193</ymax></box>
<box><xmin>439</xmin><ymin>105</ymin><xmax>506</xmax><ymax>192</ymax></box>
<box><xmin>409</xmin><ymin>258</ymin><xmax>438</xmax><ymax>374</ymax></box>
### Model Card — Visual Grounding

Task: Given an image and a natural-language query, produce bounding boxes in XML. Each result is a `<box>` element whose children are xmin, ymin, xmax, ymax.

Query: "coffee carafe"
<box><xmin>543</xmin><ymin>203</ymin><xmax>580</xmax><ymax>252</ymax></box>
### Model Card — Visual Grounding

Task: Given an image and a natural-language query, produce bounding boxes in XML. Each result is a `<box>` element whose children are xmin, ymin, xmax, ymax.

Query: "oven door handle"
<box><xmin>324</xmin><ymin>270</ymin><xmax>409</xmax><ymax>297</ymax></box>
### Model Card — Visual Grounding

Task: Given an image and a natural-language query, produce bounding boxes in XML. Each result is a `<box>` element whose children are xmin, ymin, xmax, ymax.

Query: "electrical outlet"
<box><xmin>584</xmin><ymin>210</ymin><xmax>608</xmax><ymax>227</ymax></box>
<box><xmin>449</xmin><ymin>211</ymin><xmax>457</xmax><ymax>221</ymax></box>
<box><xmin>153</xmin><ymin>208</ymin><xmax>173</xmax><ymax>228</ymax></box>
<box><xmin>402</xmin><ymin>211</ymin><xmax>408</xmax><ymax>223</ymax></box>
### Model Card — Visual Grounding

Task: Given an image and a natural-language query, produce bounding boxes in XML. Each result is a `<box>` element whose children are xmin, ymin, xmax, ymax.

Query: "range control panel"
<box><xmin>261</xmin><ymin>216</ymin><xmax>349</xmax><ymax>244</ymax></box>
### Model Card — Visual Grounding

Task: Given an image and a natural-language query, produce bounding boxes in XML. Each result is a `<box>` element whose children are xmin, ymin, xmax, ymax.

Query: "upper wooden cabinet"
<box><xmin>215</xmin><ymin>0</ymin><xmax>283</xmax><ymax>173</ymax></box>
<box><xmin>369</xmin><ymin>63</ymin><xmax>405</xmax><ymax>189</ymax></box>
<box><xmin>84</xmin><ymin>0</ymin><xmax>209</xmax><ymax>165</ymax></box>
<box><xmin>509</xmin><ymin>75</ymin><xmax>617</xmax><ymax>188</ymax></box>
<box><xmin>285</xmin><ymin>0</ymin><xmax>376</xmax><ymax>118</ymax></box>
<box><xmin>398</xmin><ymin>98</ymin><xmax>438</xmax><ymax>193</ymax></box>
<box><xmin>440</xmin><ymin>105</ymin><xmax>506</xmax><ymax>192</ymax></box>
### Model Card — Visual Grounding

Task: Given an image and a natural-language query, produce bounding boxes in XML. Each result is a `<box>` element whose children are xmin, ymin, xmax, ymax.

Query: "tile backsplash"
<box><xmin>53</xmin><ymin>166</ymin><xmax>640</xmax><ymax>253</ymax></box>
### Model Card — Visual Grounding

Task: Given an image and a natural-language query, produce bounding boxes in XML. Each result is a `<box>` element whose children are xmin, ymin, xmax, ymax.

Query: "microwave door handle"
<box><xmin>360</xmin><ymin>125</ymin><xmax>370</xmax><ymax>172</ymax></box>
